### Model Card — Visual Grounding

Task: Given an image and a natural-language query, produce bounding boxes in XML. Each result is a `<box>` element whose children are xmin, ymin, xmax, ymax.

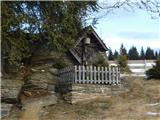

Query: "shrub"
<box><xmin>52</xmin><ymin>59</ymin><xmax>69</xmax><ymax>69</ymax></box>
<box><xmin>118</xmin><ymin>55</ymin><xmax>127</xmax><ymax>68</ymax></box>
<box><xmin>146</xmin><ymin>57</ymin><xmax>160</xmax><ymax>79</ymax></box>
<box><xmin>118</xmin><ymin>55</ymin><xmax>131</xmax><ymax>73</ymax></box>
<box><xmin>90</xmin><ymin>53</ymin><xmax>108</xmax><ymax>67</ymax></box>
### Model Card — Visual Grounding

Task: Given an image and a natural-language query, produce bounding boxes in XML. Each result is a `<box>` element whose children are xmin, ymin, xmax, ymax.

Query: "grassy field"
<box><xmin>3</xmin><ymin>77</ymin><xmax>160</xmax><ymax>120</ymax></box>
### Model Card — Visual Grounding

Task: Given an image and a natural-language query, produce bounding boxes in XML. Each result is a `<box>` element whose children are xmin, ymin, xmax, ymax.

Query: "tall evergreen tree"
<box><xmin>145</xmin><ymin>47</ymin><xmax>154</xmax><ymax>59</ymax></box>
<box><xmin>158</xmin><ymin>50</ymin><xmax>160</xmax><ymax>57</ymax></box>
<box><xmin>108</xmin><ymin>49</ymin><xmax>114</xmax><ymax>60</ymax></box>
<box><xmin>1</xmin><ymin>1</ymin><xmax>99</xmax><ymax>66</ymax></box>
<box><xmin>154</xmin><ymin>51</ymin><xmax>158</xmax><ymax>59</ymax></box>
<box><xmin>120</xmin><ymin>43</ymin><xmax>127</xmax><ymax>56</ymax></box>
<box><xmin>140</xmin><ymin>47</ymin><xmax>145</xmax><ymax>60</ymax></box>
<box><xmin>118</xmin><ymin>44</ymin><xmax>130</xmax><ymax>73</ymax></box>
<box><xmin>128</xmin><ymin>46</ymin><xmax>139</xmax><ymax>60</ymax></box>
<box><xmin>113</xmin><ymin>50</ymin><xmax>119</xmax><ymax>60</ymax></box>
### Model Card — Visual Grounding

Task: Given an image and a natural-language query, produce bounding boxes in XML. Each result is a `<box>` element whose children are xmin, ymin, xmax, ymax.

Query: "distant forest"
<box><xmin>108</xmin><ymin>44</ymin><xmax>160</xmax><ymax>60</ymax></box>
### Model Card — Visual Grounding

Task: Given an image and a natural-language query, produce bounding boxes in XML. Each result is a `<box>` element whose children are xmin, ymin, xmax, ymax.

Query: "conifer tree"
<box><xmin>145</xmin><ymin>47</ymin><xmax>154</xmax><ymax>59</ymax></box>
<box><xmin>140</xmin><ymin>47</ymin><xmax>145</xmax><ymax>60</ymax></box>
<box><xmin>128</xmin><ymin>46</ymin><xmax>139</xmax><ymax>60</ymax></box>
<box><xmin>118</xmin><ymin>44</ymin><xmax>130</xmax><ymax>73</ymax></box>
<box><xmin>108</xmin><ymin>49</ymin><xmax>114</xmax><ymax>60</ymax></box>
<box><xmin>155</xmin><ymin>51</ymin><xmax>158</xmax><ymax>59</ymax></box>
<box><xmin>113</xmin><ymin>50</ymin><xmax>119</xmax><ymax>60</ymax></box>
<box><xmin>120</xmin><ymin>43</ymin><xmax>127</xmax><ymax>56</ymax></box>
<box><xmin>1</xmin><ymin>1</ymin><xmax>99</xmax><ymax>67</ymax></box>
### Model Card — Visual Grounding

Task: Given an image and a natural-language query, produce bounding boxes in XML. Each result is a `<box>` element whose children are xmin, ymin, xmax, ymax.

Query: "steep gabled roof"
<box><xmin>73</xmin><ymin>25</ymin><xmax>108</xmax><ymax>51</ymax></box>
<box><xmin>69</xmin><ymin>25</ymin><xmax>108</xmax><ymax>64</ymax></box>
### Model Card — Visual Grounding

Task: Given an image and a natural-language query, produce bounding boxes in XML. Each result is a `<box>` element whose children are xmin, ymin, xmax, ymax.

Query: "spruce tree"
<box><xmin>140</xmin><ymin>47</ymin><xmax>145</xmax><ymax>60</ymax></box>
<box><xmin>145</xmin><ymin>47</ymin><xmax>154</xmax><ymax>59</ymax></box>
<box><xmin>128</xmin><ymin>46</ymin><xmax>139</xmax><ymax>60</ymax></box>
<box><xmin>113</xmin><ymin>50</ymin><xmax>119</xmax><ymax>60</ymax></box>
<box><xmin>118</xmin><ymin>44</ymin><xmax>130</xmax><ymax>73</ymax></box>
<box><xmin>1</xmin><ymin>1</ymin><xmax>99</xmax><ymax>67</ymax></box>
<box><xmin>108</xmin><ymin>49</ymin><xmax>114</xmax><ymax>60</ymax></box>
<box><xmin>155</xmin><ymin>51</ymin><xmax>158</xmax><ymax>59</ymax></box>
<box><xmin>120</xmin><ymin>43</ymin><xmax>127</xmax><ymax>56</ymax></box>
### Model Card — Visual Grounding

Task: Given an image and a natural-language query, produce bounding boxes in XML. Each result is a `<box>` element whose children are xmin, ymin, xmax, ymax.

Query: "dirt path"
<box><xmin>20</xmin><ymin>100</ymin><xmax>42</xmax><ymax>120</ymax></box>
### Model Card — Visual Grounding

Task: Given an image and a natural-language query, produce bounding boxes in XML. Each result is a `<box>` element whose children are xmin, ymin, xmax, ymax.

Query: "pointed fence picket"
<box><xmin>58</xmin><ymin>65</ymin><xmax>120</xmax><ymax>85</ymax></box>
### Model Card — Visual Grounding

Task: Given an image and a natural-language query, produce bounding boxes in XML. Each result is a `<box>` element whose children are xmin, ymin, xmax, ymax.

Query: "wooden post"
<box><xmin>105</xmin><ymin>67</ymin><xmax>108</xmax><ymax>84</ymax></box>
<box><xmin>118</xmin><ymin>67</ymin><xmax>120</xmax><ymax>84</ymax></box>
<box><xmin>101</xmin><ymin>67</ymin><xmax>104</xmax><ymax>84</ymax></box>
<box><xmin>94</xmin><ymin>66</ymin><xmax>96</xmax><ymax>84</ymax></box>
<box><xmin>90</xmin><ymin>66</ymin><xmax>93</xmax><ymax>84</ymax></box>
<box><xmin>109</xmin><ymin>67</ymin><xmax>111</xmax><ymax>84</ymax></box>
<box><xmin>112</xmin><ymin>67</ymin><xmax>116</xmax><ymax>85</ymax></box>
<box><xmin>86</xmin><ymin>66</ymin><xmax>89</xmax><ymax>83</ymax></box>
<box><xmin>97</xmin><ymin>66</ymin><xmax>100</xmax><ymax>84</ymax></box>
<box><xmin>75</xmin><ymin>65</ymin><xmax>77</xmax><ymax>83</ymax></box>
<box><xmin>116</xmin><ymin>67</ymin><xmax>119</xmax><ymax>85</ymax></box>
<box><xmin>82</xmin><ymin>65</ymin><xmax>85</xmax><ymax>83</ymax></box>
<box><xmin>78</xmin><ymin>66</ymin><xmax>81</xmax><ymax>83</ymax></box>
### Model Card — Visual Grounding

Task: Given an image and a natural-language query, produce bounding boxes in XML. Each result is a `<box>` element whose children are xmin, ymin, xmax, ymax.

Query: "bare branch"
<box><xmin>97</xmin><ymin>0</ymin><xmax>160</xmax><ymax>19</ymax></box>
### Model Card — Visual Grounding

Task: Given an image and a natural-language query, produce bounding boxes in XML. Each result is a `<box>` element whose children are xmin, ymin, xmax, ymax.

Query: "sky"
<box><xmin>93</xmin><ymin>1</ymin><xmax>160</xmax><ymax>53</ymax></box>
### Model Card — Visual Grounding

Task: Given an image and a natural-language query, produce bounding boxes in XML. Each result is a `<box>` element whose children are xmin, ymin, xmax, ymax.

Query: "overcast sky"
<box><xmin>94</xmin><ymin>1</ymin><xmax>160</xmax><ymax>53</ymax></box>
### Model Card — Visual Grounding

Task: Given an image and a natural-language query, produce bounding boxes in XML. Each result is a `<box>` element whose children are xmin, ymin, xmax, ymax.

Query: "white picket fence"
<box><xmin>59</xmin><ymin>65</ymin><xmax>120</xmax><ymax>85</ymax></box>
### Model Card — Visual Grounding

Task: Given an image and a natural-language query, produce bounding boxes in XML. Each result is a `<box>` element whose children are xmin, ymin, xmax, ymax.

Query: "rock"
<box><xmin>20</xmin><ymin>65</ymin><xmax>58</xmax><ymax>103</ymax></box>
<box><xmin>49</xmin><ymin>68</ymin><xmax>58</xmax><ymax>75</ymax></box>
<box><xmin>23</xmin><ymin>91</ymin><xmax>32</xmax><ymax>97</ymax></box>
<box><xmin>1</xmin><ymin>79</ymin><xmax>24</xmax><ymax>103</ymax></box>
<box><xmin>27</xmin><ymin>80</ymin><xmax>48</xmax><ymax>90</ymax></box>
<box><xmin>23</xmin><ymin>94</ymin><xmax>57</xmax><ymax>109</ymax></box>
<box><xmin>47</xmin><ymin>84</ymin><xmax>56</xmax><ymax>91</ymax></box>
<box><xmin>1</xmin><ymin>103</ymin><xmax>13</xmax><ymax>118</ymax></box>
<box><xmin>40</xmin><ymin>95</ymin><xmax>57</xmax><ymax>107</ymax></box>
<box><xmin>24</xmin><ymin>71</ymin><xmax>56</xmax><ymax>91</ymax></box>
<box><xmin>59</xmin><ymin>84</ymin><xmax>126</xmax><ymax>104</ymax></box>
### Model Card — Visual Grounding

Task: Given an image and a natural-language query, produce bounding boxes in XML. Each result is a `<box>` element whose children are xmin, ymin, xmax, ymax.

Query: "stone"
<box><xmin>23</xmin><ymin>94</ymin><xmax>57</xmax><ymax>109</ymax></box>
<box><xmin>1</xmin><ymin>79</ymin><xmax>24</xmax><ymax>103</ymax></box>
<box><xmin>28</xmin><ymin>80</ymin><xmax>48</xmax><ymax>90</ymax></box>
<box><xmin>1</xmin><ymin>103</ymin><xmax>13</xmax><ymax>118</ymax></box>
<box><xmin>40</xmin><ymin>94</ymin><xmax>57</xmax><ymax>107</ymax></box>
<box><xmin>49</xmin><ymin>68</ymin><xmax>58</xmax><ymax>75</ymax></box>
<box><xmin>58</xmin><ymin>83</ymin><xmax>126</xmax><ymax>104</ymax></box>
<box><xmin>23</xmin><ymin>91</ymin><xmax>32</xmax><ymax>97</ymax></box>
<box><xmin>24</xmin><ymin>71</ymin><xmax>56</xmax><ymax>91</ymax></box>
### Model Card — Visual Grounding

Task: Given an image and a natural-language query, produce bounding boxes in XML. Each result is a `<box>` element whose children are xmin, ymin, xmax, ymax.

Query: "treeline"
<box><xmin>108</xmin><ymin>44</ymin><xmax>160</xmax><ymax>60</ymax></box>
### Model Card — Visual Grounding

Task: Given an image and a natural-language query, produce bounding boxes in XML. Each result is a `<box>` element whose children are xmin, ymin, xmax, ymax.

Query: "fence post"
<box><xmin>118</xmin><ymin>67</ymin><xmax>121</xmax><ymax>84</ymax></box>
<box><xmin>97</xmin><ymin>66</ymin><xmax>100</xmax><ymax>84</ymax></box>
<box><xmin>105</xmin><ymin>67</ymin><xmax>108</xmax><ymax>84</ymax></box>
<box><xmin>86</xmin><ymin>66</ymin><xmax>89</xmax><ymax>83</ymax></box>
<box><xmin>101</xmin><ymin>67</ymin><xmax>104</xmax><ymax>84</ymax></box>
<box><xmin>78</xmin><ymin>66</ymin><xmax>81</xmax><ymax>83</ymax></box>
<box><xmin>116</xmin><ymin>67</ymin><xmax>118</xmax><ymax>85</ymax></box>
<box><xmin>90</xmin><ymin>66</ymin><xmax>93</xmax><ymax>84</ymax></box>
<box><xmin>82</xmin><ymin>65</ymin><xmax>85</xmax><ymax>83</ymax></box>
<box><xmin>94</xmin><ymin>66</ymin><xmax>96</xmax><ymax>84</ymax></box>
<box><xmin>109</xmin><ymin>67</ymin><xmax>112</xmax><ymax>84</ymax></box>
<box><xmin>113</xmin><ymin>67</ymin><xmax>116</xmax><ymax>85</ymax></box>
<box><xmin>75</xmin><ymin>65</ymin><xmax>77</xmax><ymax>83</ymax></box>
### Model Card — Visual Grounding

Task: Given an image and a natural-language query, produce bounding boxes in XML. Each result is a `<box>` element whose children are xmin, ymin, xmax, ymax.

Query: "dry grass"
<box><xmin>41</xmin><ymin>77</ymin><xmax>160</xmax><ymax>120</ymax></box>
<box><xmin>104</xmin><ymin>77</ymin><xmax>160</xmax><ymax>120</ymax></box>
<box><xmin>2</xmin><ymin>77</ymin><xmax>160</xmax><ymax>120</ymax></box>
<box><xmin>40</xmin><ymin>97</ymin><xmax>113</xmax><ymax>120</ymax></box>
